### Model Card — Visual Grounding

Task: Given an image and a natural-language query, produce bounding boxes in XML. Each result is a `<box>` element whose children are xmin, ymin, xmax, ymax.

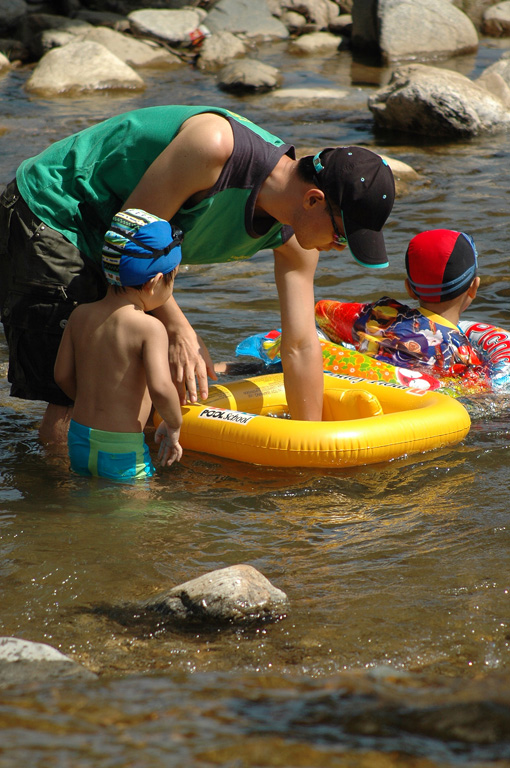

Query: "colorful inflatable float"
<box><xmin>154</xmin><ymin>372</ymin><xmax>471</xmax><ymax>469</ymax></box>
<box><xmin>314</xmin><ymin>299</ymin><xmax>510</xmax><ymax>396</ymax></box>
<box><xmin>235</xmin><ymin>302</ymin><xmax>510</xmax><ymax>399</ymax></box>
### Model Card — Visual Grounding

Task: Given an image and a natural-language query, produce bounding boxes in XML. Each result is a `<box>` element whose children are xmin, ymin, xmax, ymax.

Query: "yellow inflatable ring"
<box><xmin>154</xmin><ymin>372</ymin><xmax>471</xmax><ymax>468</ymax></box>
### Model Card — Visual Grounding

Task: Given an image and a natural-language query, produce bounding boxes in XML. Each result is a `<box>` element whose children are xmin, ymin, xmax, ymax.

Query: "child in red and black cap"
<box><xmin>315</xmin><ymin>229</ymin><xmax>483</xmax><ymax>376</ymax></box>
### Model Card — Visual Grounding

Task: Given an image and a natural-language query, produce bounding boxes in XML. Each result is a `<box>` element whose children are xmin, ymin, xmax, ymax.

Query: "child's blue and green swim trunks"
<box><xmin>68</xmin><ymin>419</ymin><xmax>155</xmax><ymax>481</ymax></box>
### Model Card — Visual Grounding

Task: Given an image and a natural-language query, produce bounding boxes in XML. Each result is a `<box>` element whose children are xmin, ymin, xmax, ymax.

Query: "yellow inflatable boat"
<box><xmin>154</xmin><ymin>372</ymin><xmax>471</xmax><ymax>468</ymax></box>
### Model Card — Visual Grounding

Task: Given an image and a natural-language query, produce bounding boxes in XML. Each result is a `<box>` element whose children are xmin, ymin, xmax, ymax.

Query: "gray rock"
<box><xmin>0</xmin><ymin>51</ymin><xmax>10</xmax><ymax>70</ymax></box>
<box><xmin>75</xmin><ymin>9</ymin><xmax>129</xmax><ymax>29</ymax></box>
<box><xmin>36</xmin><ymin>29</ymin><xmax>76</xmax><ymax>57</ymax></box>
<box><xmin>25</xmin><ymin>40</ymin><xmax>145</xmax><ymax>97</ymax></box>
<box><xmin>329</xmin><ymin>13</ymin><xmax>353</xmax><ymax>36</ymax></box>
<box><xmin>0</xmin><ymin>637</ymin><xmax>96</xmax><ymax>688</ymax></box>
<box><xmin>289</xmin><ymin>30</ymin><xmax>340</xmax><ymax>53</ymax></box>
<box><xmin>281</xmin><ymin>11</ymin><xmax>310</xmax><ymax>34</ymax></box>
<box><xmin>453</xmin><ymin>0</ymin><xmax>497</xmax><ymax>29</ymax></box>
<box><xmin>378</xmin><ymin>0</ymin><xmax>479</xmax><ymax>62</ymax></box>
<box><xmin>206</xmin><ymin>0</ymin><xmax>289</xmax><ymax>40</ymax></box>
<box><xmin>219</xmin><ymin>58</ymin><xmax>282</xmax><ymax>92</ymax></box>
<box><xmin>267</xmin><ymin>0</ymin><xmax>284</xmax><ymax>15</ymax></box>
<box><xmin>379</xmin><ymin>154</ymin><xmax>420</xmax><ymax>183</ymax></box>
<box><xmin>482</xmin><ymin>0</ymin><xmax>510</xmax><ymax>35</ymax></box>
<box><xmin>369</xmin><ymin>63</ymin><xmax>510</xmax><ymax>137</ymax></box>
<box><xmin>269</xmin><ymin>86</ymin><xmax>348</xmax><ymax>106</ymax></box>
<box><xmin>351</xmin><ymin>0</ymin><xmax>381</xmax><ymax>51</ymax></box>
<box><xmin>479</xmin><ymin>51</ymin><xmax>510</xmax><ymax>87</ymax></box>
<box><xmin>476</xmin><ymin>69</ymin><xmax>510</xmax><ymax>108</ymax></box>
<box><xmin>281</xmin><ymin>0</ymin><xmax>339</xmax><ymax>28</ymax></box>
<box><xmin>18</xmin><ymin>14</ymin><xmax>93</xmax><ymax>59</ymax></box>
<box><xmin>196</xmin><ymin>30</ymin><xmax>247</xmax><ymax>72</ymax></box>
<box><xmin>128</xmin><ymin>9</ymin><xmax>207</xmax><ymax>46</ymax></box>
<box><xmin>0</xmin><ymin>37</ymin><xmax>29</xmax><ymax>62</ymax></box>
<box><xmin>0</xmin><ymin>0</ymin><xmax>27</xmax><ymax>35</ymax></box>
<box><xmin>81</xmin><ymin>26</ymin><xmax>182</xmax><ymax>68</ymax></box>
<box><xmin>143</xmin><ymin>564</ymin><xmax>289</xmax><ymax>624</ymax></box>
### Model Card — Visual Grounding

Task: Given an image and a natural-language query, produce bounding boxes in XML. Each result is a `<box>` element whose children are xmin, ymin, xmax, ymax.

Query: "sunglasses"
<box><xmin>324</xmin><ymin>196</ymin><xmax>348</xmax><ymax>248</ymax></box>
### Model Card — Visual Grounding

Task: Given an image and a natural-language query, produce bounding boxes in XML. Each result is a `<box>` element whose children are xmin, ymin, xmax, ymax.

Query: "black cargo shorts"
<box><xmin>0</xmin><ymin>179</ymin><xmax>107</xmax><ymax>405</ymax></box>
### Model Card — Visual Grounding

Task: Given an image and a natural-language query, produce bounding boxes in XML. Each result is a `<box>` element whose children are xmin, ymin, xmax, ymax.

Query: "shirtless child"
<box><xmin>54</xmin><ymin>209</ymin><xmax>183</xmax><ymax>481</ymax></box>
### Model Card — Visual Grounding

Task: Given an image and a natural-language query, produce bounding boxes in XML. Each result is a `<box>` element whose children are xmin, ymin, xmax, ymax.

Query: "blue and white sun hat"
<box><xmin>102</xmin><ymin>209</ymin><xmax>183</xmax><ymax>287</ymax></box>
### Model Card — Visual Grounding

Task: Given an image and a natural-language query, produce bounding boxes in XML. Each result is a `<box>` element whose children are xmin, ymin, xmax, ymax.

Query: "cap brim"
<box><xmin>343</xmin><ymin>214</ymin><xmax>389</xmax><ymax>269</ymax></box>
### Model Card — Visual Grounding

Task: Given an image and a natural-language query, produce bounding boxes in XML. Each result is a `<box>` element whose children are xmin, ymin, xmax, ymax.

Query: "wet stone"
<box><xmin>0</xmin><ymin>637</ymin><xmax>97</xmax><ymax>688</ymax></box>
<box><xmin>142</xmin><ymin>564</ymin><xmax>289</xmax><ymax>626</ymax></box>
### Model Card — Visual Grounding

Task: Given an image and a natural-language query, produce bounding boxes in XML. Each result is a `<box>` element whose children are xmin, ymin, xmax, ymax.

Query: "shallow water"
<box><xmin>1</xmin><ymin>37</ymin><xmax>510</xmax><ymax>767</ymax></box>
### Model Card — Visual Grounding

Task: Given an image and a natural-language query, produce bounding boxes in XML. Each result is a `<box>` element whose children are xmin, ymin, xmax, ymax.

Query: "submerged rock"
<box><xmin>0</xmin><ymin>637</ymin><xmax>96</xmax><ymax>688</ymax></box>
<box><xmin>289</xmin><ymin>31</ymin><xmax>340</xmax><ymax>54</ymax></box>
<box><xmin>218</xmin><ymin>59</ymin><xmax>282</xmax><ymax>93</ymax></box>
<box><xmin>143</xmin><ymin>564</ymin><xmax>289</xmax><ymax>625</ymax></box>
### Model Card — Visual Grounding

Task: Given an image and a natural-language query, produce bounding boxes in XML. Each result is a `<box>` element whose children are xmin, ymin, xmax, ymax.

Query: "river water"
<box><xmin>1</xmin><ymin>36</ymin><xmax>510</xmax><ymax>768</ymax></box>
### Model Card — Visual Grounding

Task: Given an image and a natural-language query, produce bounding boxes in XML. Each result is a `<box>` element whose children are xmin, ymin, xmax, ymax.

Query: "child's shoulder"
<box><xmin>67</xmin><ymin>300</ymin><xmax>95</xmax><ymax>325</ymax></box>
<box><xmin>128</xmin><ymin>308</ymin><xmax>168</xmax><ymax>339</ymax></box>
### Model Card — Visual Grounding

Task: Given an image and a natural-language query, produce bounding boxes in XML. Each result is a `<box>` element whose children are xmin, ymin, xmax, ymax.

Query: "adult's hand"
<box><xmin>152</xmin><ymin>294</ymin><xmax>217</xmax><ymax>404</ymax></box>
<box><xmin>168</xmin><ymin>327</ymin><xmax>216</xmax><ymax>405</ymax></box>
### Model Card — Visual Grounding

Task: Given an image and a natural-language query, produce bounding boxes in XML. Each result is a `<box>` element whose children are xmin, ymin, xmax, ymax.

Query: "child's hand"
<box><xmin>155</xmin><ymin>421</ymin><xmax>183</xmax><ymax>467</ymax></box>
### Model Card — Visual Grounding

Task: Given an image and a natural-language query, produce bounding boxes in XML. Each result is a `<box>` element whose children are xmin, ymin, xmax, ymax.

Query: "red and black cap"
<box><xmin>312</xmin><ymin>146</ymin><xmax>395</xmax><ymax>268</ymax></box>
<box><xmin>405</xmin><ymin>229</ymin><xmax>478</xmax><ymax>303</ymax></box>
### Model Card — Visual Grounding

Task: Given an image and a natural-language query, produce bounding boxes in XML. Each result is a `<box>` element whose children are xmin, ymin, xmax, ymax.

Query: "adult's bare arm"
<box><xmin>274</xmin><ymin>236</ymin><xmax>323</xmax><ymax>421</ymax></box>
<box><xmin>123</xmin><ymin>112</ymin><xmax>234</xmax><ymax>219</ymax></box>
<box><xmin>123</xmin><ymin>112</ymin><xmax>232</xmax><ymax>402</ymax></box>
<box><xmin>151</xmin><ymin>295</ymin><xmax>216</xmax><ymax>404</ymax></box>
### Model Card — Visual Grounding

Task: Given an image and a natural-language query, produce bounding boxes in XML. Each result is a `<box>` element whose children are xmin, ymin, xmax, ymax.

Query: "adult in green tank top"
<box><xmin>0</xmin><ymin>105</ymin><xmax>395</xmax><ymax>444</ymax></box>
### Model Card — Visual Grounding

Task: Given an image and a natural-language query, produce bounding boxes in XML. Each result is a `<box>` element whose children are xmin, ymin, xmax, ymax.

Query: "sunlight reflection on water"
<box><xmin>0</xmin><ymin>35</ymin><xmax>510</xmax><ymax>768</ymax></box>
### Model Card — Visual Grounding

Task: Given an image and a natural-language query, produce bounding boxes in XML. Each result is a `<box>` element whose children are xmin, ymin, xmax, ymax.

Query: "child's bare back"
<box><xmin>54</xmin><ymin>208</ymin><xmax>183</xmax><ymax>479</ymax></box>
<box><xmin>62</xmin><ymin>293</ymin><xmax>172</xmax><ymax>433</ymax></box>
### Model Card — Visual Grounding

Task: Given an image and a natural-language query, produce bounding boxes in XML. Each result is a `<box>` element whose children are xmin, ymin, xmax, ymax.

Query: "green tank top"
<box><xmin>16</xmin><ymin>105</ymin><xmax>294</xmax><ymax>265</ymax></box>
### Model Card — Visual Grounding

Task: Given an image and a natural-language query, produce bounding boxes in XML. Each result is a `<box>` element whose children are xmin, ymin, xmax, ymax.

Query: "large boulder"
<box><xmin>351</xmin><ymin>0</ymin><xmax>378</xmax><ymax>51</ymax></box>
<box><xmin>351</xmin><ymin>0</ymin><xmax>479</xmax><ymax>60</ymax></box>
<box><xmin>377</xmin><ymin>0</ymin><xmax>479</xmax><ymax>62</ymax></box>
<box><xmin>368</xmin><ymin>63</ymin><xmax>510</xmax><ymax>137</ymax></box>
<box><xmin>25</xmin><ymin>40</ymin><xmax>145</xmax><ymax>96</ymax></box>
